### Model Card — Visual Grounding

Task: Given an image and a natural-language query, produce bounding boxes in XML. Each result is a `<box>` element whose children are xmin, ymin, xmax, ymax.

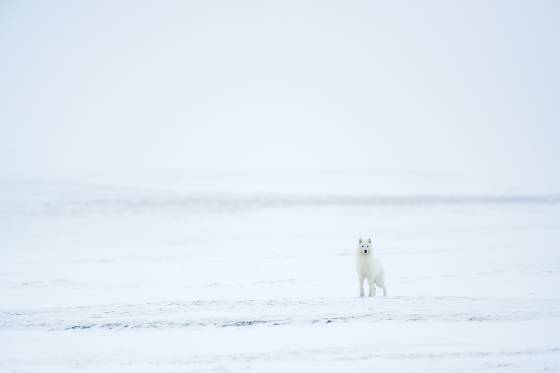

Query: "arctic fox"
<box><xmin>356</xmin><ymin>237</ymin><xmax>387</xmax><ymax>297</ymax></box>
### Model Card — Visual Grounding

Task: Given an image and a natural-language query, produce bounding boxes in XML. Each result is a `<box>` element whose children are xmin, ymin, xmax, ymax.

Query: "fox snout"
<box><xmin>363</xmin><ymin>249</ymin><xmax>368</xmax><ymax>254</ymax></box>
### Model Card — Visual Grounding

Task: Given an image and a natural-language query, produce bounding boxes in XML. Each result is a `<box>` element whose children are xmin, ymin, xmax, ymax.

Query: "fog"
<box><xmin>2</xmin><ymin>3</ymin><xmax>560</xmax><ymax>371</ymax></box>
<box><xmin>1</xmin><ymin>0</ymin><xmax>559</xmax><ymax>193</ymax></box>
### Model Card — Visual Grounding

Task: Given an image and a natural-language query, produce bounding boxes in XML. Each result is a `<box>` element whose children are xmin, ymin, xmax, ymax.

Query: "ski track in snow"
<box><xmin>2</xmin><ymin>297</ymin><xmax>560</xmax><ymax>331</ymax></box>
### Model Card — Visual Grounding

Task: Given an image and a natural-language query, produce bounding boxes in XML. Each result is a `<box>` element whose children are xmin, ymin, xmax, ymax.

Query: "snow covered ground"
<box><xmin>1</xmin><ymin>178</ymin><xmax>560</xmax><ymax>372</ymax></box>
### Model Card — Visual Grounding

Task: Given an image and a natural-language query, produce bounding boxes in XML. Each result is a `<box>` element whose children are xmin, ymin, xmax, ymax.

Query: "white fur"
<box><xmin>356</xmin><ymin>237</ymin><xmax>387</xmax><ymax>297</ymax></box>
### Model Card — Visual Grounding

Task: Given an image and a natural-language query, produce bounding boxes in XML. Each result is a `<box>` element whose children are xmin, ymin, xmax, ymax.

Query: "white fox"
<box><xmin>356</xmin><ymin>237</ymin><xmax>387</xmax><ymax>297</ymax></box>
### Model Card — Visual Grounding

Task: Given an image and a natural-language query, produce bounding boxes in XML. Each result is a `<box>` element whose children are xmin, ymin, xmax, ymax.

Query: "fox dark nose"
<box><xmin>364</xmin><ymin>250</ymin><xmax>368</xmax><ymax>254</ymax></box>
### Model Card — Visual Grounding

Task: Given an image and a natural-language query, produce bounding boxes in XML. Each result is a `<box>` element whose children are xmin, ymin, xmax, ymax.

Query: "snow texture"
<box><xmin>1</xmin><ymin>180</ymin><xmax>560</xmax><ymax>372</ymax></box>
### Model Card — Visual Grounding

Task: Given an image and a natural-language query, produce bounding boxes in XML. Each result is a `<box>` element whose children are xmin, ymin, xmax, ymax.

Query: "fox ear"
<box><xmin>358</xmin><ymin>238</ymin><xmax>362</xmax><ymax>244</ymax></box>
<box><xmin>368</xmin><ymin>238</ymin><xmax>372</xmax><ymax>244</ymax></box>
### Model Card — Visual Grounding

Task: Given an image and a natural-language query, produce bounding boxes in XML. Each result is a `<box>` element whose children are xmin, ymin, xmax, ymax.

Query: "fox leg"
<box><xmin>358</xmin><ymin>275</ymin><xmax>365</xmax><ymax>297</ymax></box>
<box><xmin>368</xmin><ymin>278</ymin><xmax>376</xmax><ymax>297</ymax></box>
<box><xmin>376</xmin><ymin>279</ymin><xmax>387</xmax><ymax>296</ymax></box>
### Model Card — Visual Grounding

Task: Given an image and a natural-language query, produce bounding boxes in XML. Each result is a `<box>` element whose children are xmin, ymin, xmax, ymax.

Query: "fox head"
<box><xmin>357</xmin><ymin>237</ymin><xmax>372</xmax><ymax>255</ymax></box>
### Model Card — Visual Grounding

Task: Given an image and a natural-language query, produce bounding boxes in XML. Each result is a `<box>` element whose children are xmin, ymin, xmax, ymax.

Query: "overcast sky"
<box><xmin>1</xmin><ymin>1</ymin><xmax>558</xmax><ymax>192</ymax></box>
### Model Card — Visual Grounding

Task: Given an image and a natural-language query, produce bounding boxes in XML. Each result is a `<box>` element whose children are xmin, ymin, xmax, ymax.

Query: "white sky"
<box><xmin>1</xmin><ymin>1</ymin><xmax>558</xmax><ymax>192</ymax></box>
